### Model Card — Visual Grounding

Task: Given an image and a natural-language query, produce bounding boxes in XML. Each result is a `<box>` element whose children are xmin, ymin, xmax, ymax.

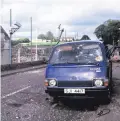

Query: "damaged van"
<box><xmin>45</xmin><ymin>40</ymin><xmax>113</xmax><ymax>102</ymax></box>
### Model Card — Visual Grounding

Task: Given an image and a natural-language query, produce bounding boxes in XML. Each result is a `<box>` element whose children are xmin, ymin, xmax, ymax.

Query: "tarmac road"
<box><xmin>1</xmin><ymin>63</ymin><xmax>120</xmax><ymax>121</ymax></box>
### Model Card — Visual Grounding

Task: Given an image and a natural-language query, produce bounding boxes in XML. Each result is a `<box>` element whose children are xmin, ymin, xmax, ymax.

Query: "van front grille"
<box><xmin>58</xmin><ymin>81</ymin><xmax>93</xmax><ymax>87</ymax></box>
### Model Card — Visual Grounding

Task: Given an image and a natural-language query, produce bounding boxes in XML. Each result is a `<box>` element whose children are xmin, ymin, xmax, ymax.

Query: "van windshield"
<box><xmin>49</xmin><ymin>42</ymin><xmax>103</xmax><ymax>64</ymax></box>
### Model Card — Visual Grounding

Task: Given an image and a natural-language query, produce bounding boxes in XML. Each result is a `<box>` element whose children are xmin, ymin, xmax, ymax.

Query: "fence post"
<box><xmin>18</xmin><ymin>48</ymin><xmax>20</xmax><ymax>63</ymax></box>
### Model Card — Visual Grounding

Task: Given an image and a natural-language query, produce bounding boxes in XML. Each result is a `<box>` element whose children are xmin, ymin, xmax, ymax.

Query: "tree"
<box><xmin>21</xmin><ymin>38</ymin><xmax>30</xmax><ymax>43</ymax></box>
<box><xmin>80</xmin><ymin>35</ymin><xmax>91</xmax><ymax>40</ymax></box>
<box><xmin>11</xmin><ymin>38</ymin><xmax>30</xmax><ymax>46</ymax></box>
<box><xmin>94</xmin><ymin>19</ymin><xmax>120</xmax><ymax>45</ymax></box>
<box><xmin>46</xmin><ymin>31</ymin><xmax>54</xmax><ymax>40</ymax></box>
<box><xmin>37</xmin><ymin>34</ymin><xmax>46</xmax><ymax>40</ymax></box>
<box><xmin>37</xmin><ymin>31</ymin><xmax>55</xmax><ymax>41</ymax></box>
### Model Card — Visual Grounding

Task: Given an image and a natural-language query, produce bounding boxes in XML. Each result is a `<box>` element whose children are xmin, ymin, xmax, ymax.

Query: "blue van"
<box><xmin>45</xmin><ymin>40</ymin><xmax>113</xmax><ymax>102</ymax></box>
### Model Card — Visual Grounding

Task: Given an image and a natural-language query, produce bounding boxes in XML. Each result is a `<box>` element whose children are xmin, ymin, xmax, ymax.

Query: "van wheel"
<box><xmin>109</xmin><ymin>65</ymin><xmax>113</xmax><ymax>92</ymax></box>
<box><xmin>104</xmin><ymin>93</ymin><xmax>111</xmax><ymax>104</ymax></box>
<box><xmin>109</xmin><ymin>62</ymin><xmax>112</xmax><ymax>80</ymax></box>
<box><xmin>105</xmin><ymin>97</ymin><xmax>111</xmax><ymax>104</ymax></box>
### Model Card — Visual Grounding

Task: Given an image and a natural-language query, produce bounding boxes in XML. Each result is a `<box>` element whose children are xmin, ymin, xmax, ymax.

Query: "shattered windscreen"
<box><xmin>49</xmin><ymin>42</ymin><xmax>103</xmax><ymax>64</ymax></box>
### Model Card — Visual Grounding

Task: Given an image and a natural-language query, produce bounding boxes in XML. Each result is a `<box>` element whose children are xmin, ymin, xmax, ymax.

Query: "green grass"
<box><xmin>22</xmin><ymin>42</ymin><xmax>65</xmax><ymax>46</ymax></box>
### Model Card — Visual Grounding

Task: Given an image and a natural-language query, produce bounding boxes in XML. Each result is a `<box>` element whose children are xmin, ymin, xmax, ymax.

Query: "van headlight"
<box><xmin>94</xmin><ymin>79</ymin><xmax>103</xmax><ymax>87</ymax></box>
<box><xmin>49</xmin><ymin>79</ymin><xmax>56</xmax><ymax>87</ymax></box>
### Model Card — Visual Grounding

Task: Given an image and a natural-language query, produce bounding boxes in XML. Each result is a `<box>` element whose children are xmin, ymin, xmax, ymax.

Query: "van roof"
<box><xmin>70</xmin><ymin>39</ymin><xmax>102</xmax><ymax>43</ymax></box>
<box><xmin>56</xmin><ymin>40</ymin><xmax>103</xmax><ymax>47</ymax></box>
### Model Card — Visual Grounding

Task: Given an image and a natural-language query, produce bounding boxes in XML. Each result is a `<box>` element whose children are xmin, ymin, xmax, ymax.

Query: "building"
<box><xmin>36</xmin><ymin>39</ymin><xmax>52</xmax><ymax>42</ymax></box>
<box><xmin>0</xmin><ymin>26</ymin><xmax>10</xmax><ymax>65</ymax></box>
<box><xmin>60</xmin><ymin>37</ymin><xmax>74</xmax><ymax>42</ymax></box>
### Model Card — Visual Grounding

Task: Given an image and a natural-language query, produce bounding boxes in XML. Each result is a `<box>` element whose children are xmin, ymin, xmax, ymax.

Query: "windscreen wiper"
<box><xmin>50</xmin><ymin>63</ymin><xmax>65</xmax><ymax>65</ymax></box>
<box><xmin>85</xmin><ymin>62</ymin><xmax>100</xmax><ymax>66</ymax></box>
<box><xmin>51</xmin><ymin>62</ymin><xmax>99</xmax><ymax>66</ymax></box>
<box><xmin>50</xmin><ymin>62</ymin><xmax>82</xmax><ymax>65</ymax></box>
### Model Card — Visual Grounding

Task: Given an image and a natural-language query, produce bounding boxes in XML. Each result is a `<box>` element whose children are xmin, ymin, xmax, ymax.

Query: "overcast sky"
<box><xmin>1</xmin><ymin>0</ymin><xmax>120</xmax><ymax>40</ymax></box>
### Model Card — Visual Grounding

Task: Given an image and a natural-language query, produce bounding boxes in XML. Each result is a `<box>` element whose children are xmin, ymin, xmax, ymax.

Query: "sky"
<box><xmin>0</xmin><ymin>0</ymin><xmax>120</xmax><ymax>40</ymax></box>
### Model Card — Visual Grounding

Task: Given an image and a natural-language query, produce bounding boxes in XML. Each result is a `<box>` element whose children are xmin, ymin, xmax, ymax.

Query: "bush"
<box><xmin>12</xmin><ymin>38</ymin><xmax>30</xmax><ymax>46</ymax></box>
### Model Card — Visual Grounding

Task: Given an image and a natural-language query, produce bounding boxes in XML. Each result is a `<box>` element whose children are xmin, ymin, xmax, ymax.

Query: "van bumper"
<box><xmin>45</xmin><ymin>87</ymin><xmax>110</xmax><ymax>99</ymax></box>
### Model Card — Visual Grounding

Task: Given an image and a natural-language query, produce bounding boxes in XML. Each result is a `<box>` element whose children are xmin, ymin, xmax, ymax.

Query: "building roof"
<box><xmin>62</xmin><ymin>37</ymin><xmax>74</xmax><ymax>39</ymax></box>
<box><xmin>0</xmin><ymin>26</ymin><xmax>10</xmax><ymax>40</ymax></box>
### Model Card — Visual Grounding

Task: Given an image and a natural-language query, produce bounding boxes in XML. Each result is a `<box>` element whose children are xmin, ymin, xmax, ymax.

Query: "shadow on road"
<box><xmin>112</xmin><ymin>77</ymin><xmax>120</xmax><ymax>80</ymax></box>
<box><xmin>50</xmin><ymin>98</ymin><xmax>110</xmax><ymax>111</ymax></box>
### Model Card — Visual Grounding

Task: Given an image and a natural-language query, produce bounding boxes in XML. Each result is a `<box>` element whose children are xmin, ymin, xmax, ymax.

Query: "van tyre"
<box><xmin>106</xmin><ymin>97</ymin><xmax>111</xmax><ymax>104</ymax></box>
<box><xmin>104</xmin><ymin>93</ymin><xmax>111</xmax><ymax>104</ymax></box>
<box><xmin>109</xmin><ymin>63</ymin><xmax>113</xmax><ymax>93</ymax></box>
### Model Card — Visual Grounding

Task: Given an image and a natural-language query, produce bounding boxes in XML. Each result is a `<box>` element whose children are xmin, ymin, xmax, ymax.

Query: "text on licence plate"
<box><xmin>64</xmin><ymin>89</ymin><xmax>85</xmax><ymax>94</ymax></box>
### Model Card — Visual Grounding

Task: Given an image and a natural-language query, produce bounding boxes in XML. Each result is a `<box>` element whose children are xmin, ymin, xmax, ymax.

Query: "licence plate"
<box><xmin>64</xmin><ymin>89</ymin><xmax>85</xmax><ymax>94</ymax></box>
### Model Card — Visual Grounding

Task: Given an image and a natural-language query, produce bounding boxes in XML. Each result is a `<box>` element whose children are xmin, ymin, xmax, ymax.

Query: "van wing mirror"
<box><xmin>106</xmin><ymin>46</ymin><xmax>120</xmax><ymax>59</ymax></box>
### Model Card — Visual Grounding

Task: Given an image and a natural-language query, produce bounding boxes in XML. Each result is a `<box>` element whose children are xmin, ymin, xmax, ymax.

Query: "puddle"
<box><xmin>6</xmin><ymin>99</ymin><xmax>25</xmax><ymax>107</ymax></box>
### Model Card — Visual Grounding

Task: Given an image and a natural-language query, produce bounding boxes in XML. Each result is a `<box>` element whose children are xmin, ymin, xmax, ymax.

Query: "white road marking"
<box><xmin>1</xmin><ymin>86</ymin><xmax>31</xmax><ymax>99</ymax></box>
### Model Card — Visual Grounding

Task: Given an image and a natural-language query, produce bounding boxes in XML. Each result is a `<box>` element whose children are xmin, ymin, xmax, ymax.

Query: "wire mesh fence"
<box><xmin>12</xmin><ymin>44</ymin><xmax>52</xmax><ymax>63</ymax></box>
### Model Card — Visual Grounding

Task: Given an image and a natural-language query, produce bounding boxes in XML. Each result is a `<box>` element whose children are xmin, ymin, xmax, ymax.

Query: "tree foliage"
<box><xmin>37</xmin><ymin>34</ymin><xmax>46</xmax><ymax>40</ymax></box>
<box><xmin>94</xmin><ymin>19</ymin><xmax>120</xmax><ymax>45</ymax></box>
<box><xmin>12</xmin><ymin>38</ymin><xmax>30</xmax><ymax>46</ymax></box>
<box><xmin>80</xmin><ymin>35</ymin><xmax>91</xmax><ymax>40</ymax></box>
<box><xmin>46</xmin><ymin>31</ymin><xmax>54</xmax><ymax>40</ymax></box>
<box><xmin>37</xmin><ymin>31</ymin><xmax>55</xmax><ymax>41</ymax></box>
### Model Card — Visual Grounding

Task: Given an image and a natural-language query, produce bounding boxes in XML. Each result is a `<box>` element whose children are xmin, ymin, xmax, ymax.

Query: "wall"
<box><xmin>1</xmin><ymin>31</ymin><xmax>10</xmax><ymax>65</ymax></box>
<box><xmin>1</xmin><ymin>49</ymin><xmax>10</xmax><ymax>65</ymax></box>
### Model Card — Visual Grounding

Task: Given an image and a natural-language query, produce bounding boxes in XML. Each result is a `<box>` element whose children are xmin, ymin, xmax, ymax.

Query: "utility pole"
<box><xmin>77</xmin><ymin>32</ymin><xmax>78</xmax><ymax>39</ymax></box>
<box><xmin>65</xmin><ymin>30</ymin><xmax>66</xmax><ymax>42</ymax></box>
<box><xmin>30</xmin><ymin>17</ymin><xmax>32</xmax><ymax>62</ymax></box>
<box><xmin>9</xmin><ymin>10</ymin><xmax>21</xmax><ymax>64</ymax></box>
<box><xmin>35</xmin><ymin>29</ymin><xmax>38</xmax><ymax>61</ymax></box>
<box><xmin>9</xmin><ymin>9</ymin><xmax>12</xmax><ymax>64</ymax></box>
<box><xmin>74</xmin><ymin>32</ymin><xmax>76</xmax><ymax>40</ymax></box>
<box><xmin>10</xmin><ymin>9</ymin><xmax>12</xmax><ymax>26</ymax></box>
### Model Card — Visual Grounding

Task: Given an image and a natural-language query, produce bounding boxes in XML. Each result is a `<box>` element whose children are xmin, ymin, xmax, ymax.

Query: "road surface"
<box><xmin>1</xmin><ymin>63</ymin><xmax>120</xmax><ymax>121</ymax></box>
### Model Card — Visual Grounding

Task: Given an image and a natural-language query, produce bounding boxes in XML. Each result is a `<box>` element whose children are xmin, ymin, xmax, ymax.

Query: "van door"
<box><xmin>106</xmin><ymin>46</ymin><xmax>120</xmax><ymax>59</ymax></box>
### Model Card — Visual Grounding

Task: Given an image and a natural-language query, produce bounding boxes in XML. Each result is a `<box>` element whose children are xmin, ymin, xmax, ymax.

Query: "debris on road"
<box><xmin>97</xmin><ymin>109</ymin><xmax>110</xmax><ymax>117</ymax></box>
